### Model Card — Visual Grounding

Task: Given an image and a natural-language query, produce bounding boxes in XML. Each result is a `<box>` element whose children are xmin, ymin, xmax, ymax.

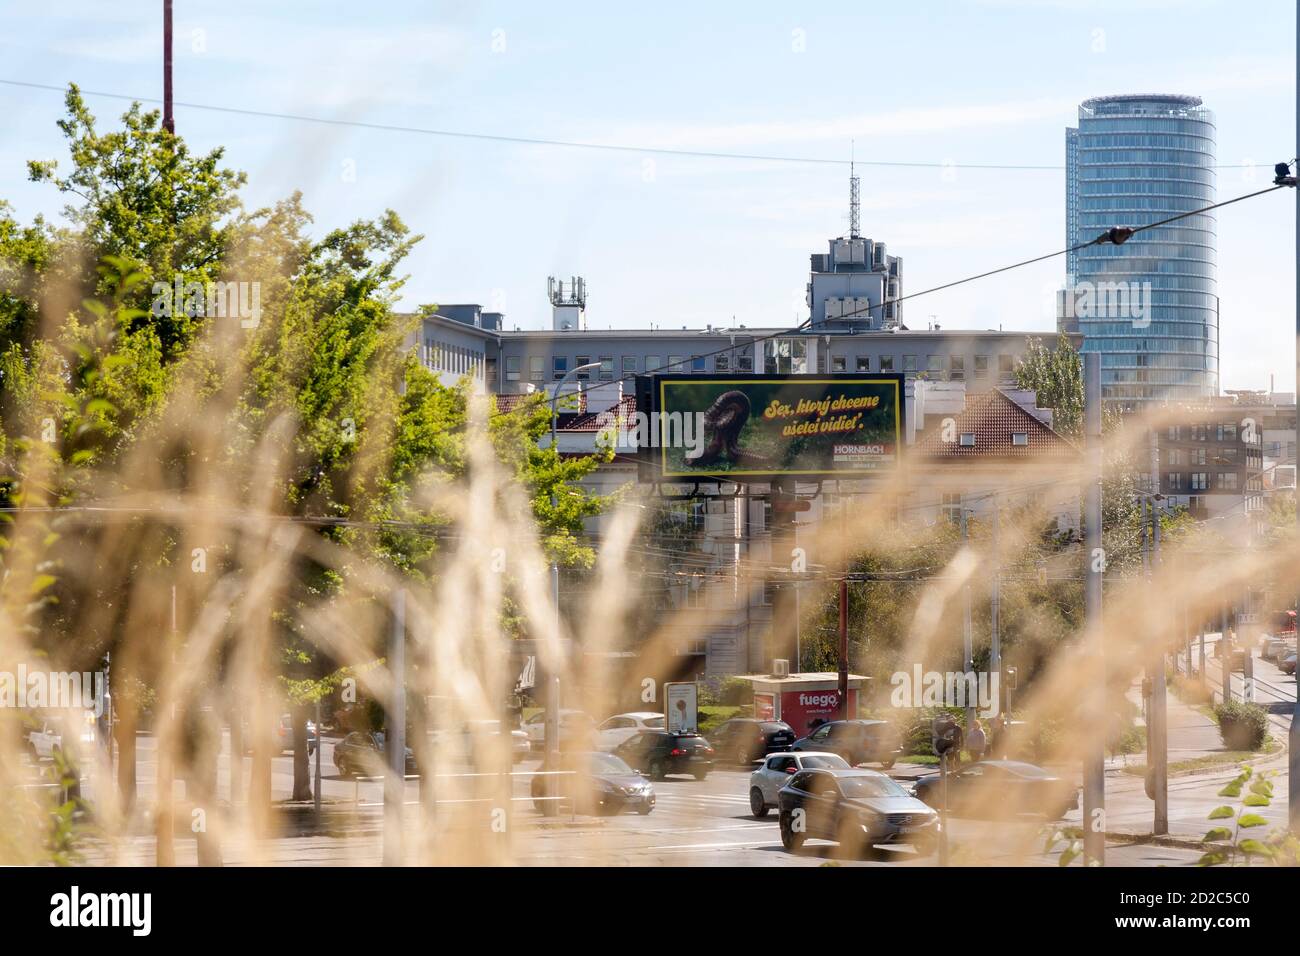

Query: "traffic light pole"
<box><xmin>1082</xmin><ymin>353</ymin><xmax>1106</xmax><ymax>865</ymax></box>
<box><xmin>1292</xmin><ymin>17</ymin><xmax>1300</xmax><ymax>832</ymax></box>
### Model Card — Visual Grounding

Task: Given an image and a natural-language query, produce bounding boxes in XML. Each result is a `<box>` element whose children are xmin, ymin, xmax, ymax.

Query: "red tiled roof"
<box><xmin>492</xmin><ymin>392</ymin><xmax>587</xmax><ymax>414</ymax></box>
<box><xmin>561</xmin><ymin>394</ymin><xmax>637</xmax><ymax>432</ymax></box>
<box><xmin>915</xmin><ymin>390</ymin><xmax>1077</xmax><ymax>461</ymax></box>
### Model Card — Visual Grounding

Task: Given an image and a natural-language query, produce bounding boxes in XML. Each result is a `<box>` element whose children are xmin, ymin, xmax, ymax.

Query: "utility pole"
<box><xmin>837</xmin><ymin>575</ymin><xmax>849</xmax><ymax>720</ymax></box>
<box><xmin>1291</xmin><ymin>12</ymin><xmax>1300</xmax><ymax>833</ymax></box>
<box><xmin>961</xmin><ymin>508</ymin><xmax>974</xmax><ymax>732</ymax></box>
<box><xmin>991</xmin><ymin>502</ymin><xmax>1001</xmax><ymax>715</ymax></box>
<box><xmin>162</xmin><ymin>0</ymin><xmax>174</xmax><ymax>134</ymax></box>
<box><xmin>1149</xmin><ymin>487</ymin><xmax>1168</xmax><ymax>836</ymax></box>
<box><xmin>1221</xmin><ymin>602</ymin><xmax>1232</xmax><ymax>704</ymax></box>
<box><xmin>384</xmin><ymin>587</ymin><xmax>406</xmax><ymax>866</ymax></box>
<box><xmin>1082</xmin><ymin>352</ymin><xmax>1106</xmax><ymax>865</ymax></box>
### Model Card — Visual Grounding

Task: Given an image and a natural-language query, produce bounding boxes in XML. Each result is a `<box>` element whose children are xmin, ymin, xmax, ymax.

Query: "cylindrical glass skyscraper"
<box><xmin>1064</xmin><ymin>94</ymin><xmax>1217</xmax><ymax>408</ymax></box>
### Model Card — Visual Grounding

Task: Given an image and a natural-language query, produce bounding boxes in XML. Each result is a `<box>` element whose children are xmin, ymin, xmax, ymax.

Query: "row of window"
<box><xmin>422</xmin><ymin>339</ymin><xmax>484</xmax><ymax>378</ymax></box>
<box><xmin>1166</xmin><ymin>423</ymin><xmax>1266</xmax><ymax>445</ymax></box>
<box><xmin>1166</xmin><ymin>472</ymin><xmax>1237</xmax><ymax>491</ymax></box>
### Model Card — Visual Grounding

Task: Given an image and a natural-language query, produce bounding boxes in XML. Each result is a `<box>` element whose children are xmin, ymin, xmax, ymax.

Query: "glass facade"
<box><xmin>1064</xmin><ymin>95</ymin><xmax>1218</xmax><ymax>407</ymax></box>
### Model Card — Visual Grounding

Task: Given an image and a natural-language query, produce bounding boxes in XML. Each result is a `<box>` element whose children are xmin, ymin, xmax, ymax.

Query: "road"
<box><xmin>60</xmin><ymin>741</ymin><xmax>1209</xmax><ymax>866</ymax></box>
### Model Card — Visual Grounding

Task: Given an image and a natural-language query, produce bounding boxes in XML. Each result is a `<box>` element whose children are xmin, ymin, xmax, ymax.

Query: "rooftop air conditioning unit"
<box><xmin>772</xmin><ymin>659</ymin><xmax>790</xmax><ymax>679</ymax></box>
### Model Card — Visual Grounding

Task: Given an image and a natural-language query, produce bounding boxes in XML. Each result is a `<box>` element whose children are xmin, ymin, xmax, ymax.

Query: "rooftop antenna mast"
<box><xmin>848</xmin><ymin>140</ymin><xmax>860</xmax><ymax>239</ymax></box>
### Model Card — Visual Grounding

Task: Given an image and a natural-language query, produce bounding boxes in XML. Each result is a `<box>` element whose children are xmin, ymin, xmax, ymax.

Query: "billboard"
<box><xmin>664</xmin><ymin>682</ymin><xmax>698</xmax><ymax>733</ymax></box>
<box><xmin>642</xmin><ymin>374</ymin><xmax>903</xmax><ymax>480</ymax></box>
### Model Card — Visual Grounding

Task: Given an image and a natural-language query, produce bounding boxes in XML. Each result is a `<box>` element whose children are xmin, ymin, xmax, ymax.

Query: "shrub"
<box><xmin>718</xmin><ymin>676</ymin><xmax>753</xmax><ymax>706</ymax></box>
<box><xmin>1214</xmin><ymin>700</ymin><xmax>1269</xmax><ymax>751</ymax></box>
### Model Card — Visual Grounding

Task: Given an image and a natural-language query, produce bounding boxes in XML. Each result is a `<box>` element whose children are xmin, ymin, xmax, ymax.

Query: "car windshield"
<box><xmin>589</xmin><ymin>753</ymin><xmax>634</xmax><ymax>775</ymax></box>
<box><xmin>837</xmin><ymin>775</ymin><xmax>909</xmax><ymax>799</ymax></box>
<box><xmin>645</xmin><ymin>716</ymin><xmax>665</xmax><ymax>728</ymax></box>
<box><xmin>800</xmin><ymin>754</ymin><xmax>849</xmax><ymax>770</ymax></box>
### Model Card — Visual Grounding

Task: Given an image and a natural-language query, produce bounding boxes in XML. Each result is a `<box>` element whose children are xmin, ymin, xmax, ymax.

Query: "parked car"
<box><xmin>709</xmin><ymin>718</ymin><xmax>797</xmax><ymax>766</ymax></box>
<box><xmin>530</xmin><ymin>751</ymin><xmax>655</xmax><ymax>816</ymax></box>
<box><xmin>277</xmin><ymin>714</ymin><xmax>319</xmax><ymax>755</ymax></box>
<box><xmin>790</xmin><ymin>719</ymin><xmax>902</xmax><ymax>769</ymax></box>
<box><xmin>1262</xmin><ymin>639</ymin><xmax>1292</xmax><ymax>662</ymax></box>
<box><xmin>613</xmin><ymin>730</ymin><xmax>715</xmax><ymax>780</ymax></box>
<box><xmin>1281</xmin><ymin>652</ymin><xmax>1297</xmax><ymax>676</ymax></box>
<box><xmin>522</xmin><ymin>709</ymin><xmax>596</xmax><ymax>751</ymax></box>
<box><xmin>911</xmin><ymin>759</ymin><xmax>1079</xmax><ymax>819</ymax></box>
<box><xmin>333</xmin><ymin>731</ymin><xmax>417</xmax><ymax>778</ymax></box>
<box><xmin>432</xmin><ymin>719</ymin><xmax>530</xmax><ymax>763</ymax></box>
<box><xmin>594</xmin><ymin>712</ymin><xmax>665</xmax><ymax>751</ymax></box>
<box><xmin>749</xmin><ymin>750</ymin><xmax>850</xmax><ymax>817</ymax></box>
<box><xmin>28</xmin><ymin>715</ymin><xmax>97</xmax><ymax>761</ymax></box>
<box><xmin>777</xmin><ymin>768</ymin><xmax>939</xmax><ymax>857</ymax></box>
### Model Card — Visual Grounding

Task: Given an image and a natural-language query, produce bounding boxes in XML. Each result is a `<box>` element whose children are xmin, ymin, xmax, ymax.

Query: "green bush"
<box><xmin>1213</xmin><ymin>700</ymin><xmax>1269</xmax><ymax>751</ymax></box>
<box><xmin>718</xmin><ymin>676</ymin><xmax>753</xmax><ymax>706</ymax></box>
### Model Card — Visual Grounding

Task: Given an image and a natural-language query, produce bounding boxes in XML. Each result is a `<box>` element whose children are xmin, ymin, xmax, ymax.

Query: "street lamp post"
<box><xmin>546</xmin><ymin>363</ymin><xmax>601</xmax><ymax>761</ymax></box>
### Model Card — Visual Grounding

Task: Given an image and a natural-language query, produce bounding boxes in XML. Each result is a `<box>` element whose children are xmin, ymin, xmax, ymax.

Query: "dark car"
<box><xmin>613</xmin><ymin>730</ymin><xmax>715</xmax><ymax>780</ymax></box>
<box><xmin>911</xmin><ymin>760</ymin><xmax>1079</xmax><ymax>819</ymax></box>
<box><xmin>777</xmin><ymin>768</ymin><xmax>939</xmax><ymax>858</ymax></box>
<box><xmin>333</xmin><ymin>731</ymin><xmax>417</xmax><ymax>779</ymax></box>
<box><xmin>530</xmin><ymin>751</ymin><xmax>655</xmax><ymax>816</ymax></box>
<box><xmin>790</xmin><ymin>719</ymin><xmax>902</xmax><ymax>769</ymax></box>
<box><xmin>709</xmin><ymin>718</ymin><xmax>797</xmax><ymax>765</ymax></box>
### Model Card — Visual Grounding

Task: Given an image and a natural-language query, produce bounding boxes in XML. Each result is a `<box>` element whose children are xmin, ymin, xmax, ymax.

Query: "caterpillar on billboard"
<box><xmin>642</xmin><ymin>374</ymin><xmax>903</xmax><ymax>479</ymax></box>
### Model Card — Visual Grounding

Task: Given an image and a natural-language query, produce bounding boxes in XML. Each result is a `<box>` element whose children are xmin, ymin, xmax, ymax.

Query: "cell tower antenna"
<box><xmin>848</xmin><ymin>140</ymin><xmax>860</xmax><ymax>239</ymax></box>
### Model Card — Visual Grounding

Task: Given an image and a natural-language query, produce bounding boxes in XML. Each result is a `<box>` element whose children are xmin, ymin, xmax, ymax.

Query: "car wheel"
<box><xmin>837</xmin><ymin>818</ymin><xmax>865</xmax><ymax>860</ymax></box>
<box><xmin>779</xmin><ymin>813</ymin><xmax>805</xmax><ymax>852</ymax></box>
<box><xmin>336</xmin><ymin>757</ymin><xmax>349</xmax><ymax>778</ymax></box>
<box><xmin>636</xmin><ymin>803</ymin><xmax>654</xmax><ymax>815</ymax></box>
<box><xmin>648</xmin><ymin>759</ymin><xmax>666</xmax><ymax>781</ymax></box>
<box><xmin>749</xmin><ymin>788</ymin><xmax>769</xmax><ymax>818</ymax></box>
<box><xmin>693</xmin><ymin>768</ymin><xmax>708</xmax><ymax>781</ymax></box>
<box><xmin>881</xmin><ymin>757</ymin><xmax>896</xmax><ymax>770</ymax></box>
<box><xmin>912</xmin><ymin>834</ymin><xmax>938</xmax><ymax>857</ymax></box>
<box><xmin>736</xmin><ymin>746</ymin><xmax>751</xmax><ymax>766</ymax></box>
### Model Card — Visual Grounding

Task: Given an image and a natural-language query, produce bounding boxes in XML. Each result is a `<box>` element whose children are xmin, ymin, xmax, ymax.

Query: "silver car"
<box><xmin>749</xmin><ymin>750</ymin><xmax>849</xmax><ymax>817</ymax></box>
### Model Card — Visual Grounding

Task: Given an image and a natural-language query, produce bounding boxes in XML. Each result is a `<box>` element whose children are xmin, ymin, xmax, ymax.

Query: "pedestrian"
<box><xmin>966</xmin><ymin>719</ymin><xmax>987</xmax><ymax>763</ymax></box>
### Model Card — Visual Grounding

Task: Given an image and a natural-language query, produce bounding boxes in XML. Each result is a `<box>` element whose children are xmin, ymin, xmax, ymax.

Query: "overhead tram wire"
<box><xmin>0</xmin><ymin>78</ymin><xmax>1269</xmax><ymax>171</ymax></box>
<box><xmin>504</xmin><ymin>183</ymin><xmax>1290</xmax><ymax>426</ymax></box>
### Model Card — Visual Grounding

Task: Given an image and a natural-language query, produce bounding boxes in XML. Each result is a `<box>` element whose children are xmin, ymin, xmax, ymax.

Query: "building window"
<box><xmin>1191</xmin><ymin>448</ymin><xmax>1206</xmax><ymax>466</ymax></box>
<box><xmin>880</xmin><ymin>356</ymin><xmax>894</xmax><ymax>372</ymax></box>
<box><xmin>1167</xmin><ymin>425</ymin><xmax>1181</xmax><ymax>441</ymax></box>
<box><xmin>1217</xmin><ymin>472</ymin><xmax>1238</xmax><ymax>490</ymax></box>
<box><xmin>599</xmin><ymin>356</ymin><xmax>614</xmax><ymax>381</ymax></box>
<box><xmin>927</xmin><ymin>355</ymin><xmax>942</xmax><ymax>375</ymax></box>
<box><xmin>575</xmin><ymin>355</ymin><xmax>591</xmax><ymax>380</ymax></box>
<box><xmin>856</xmin><ymin>356</ymin><xmax>870</xmax><ymax>372</ymax></box>
<box><xmin>683</xmin><ymin>575</ymin><xmax>705</xmax><ymax>609</ymax></box>
<box><xmin>760</xmin><ymin>581</ymin><xmax>776</xmax><ymax>606</ymax></box>
<box><xmin>691</xmin><ymin>355</ymin><xmax>706</xmax><ymax>373</ymax></box>
<box><xmin>668</xmin><ymin>355</ymin><xmax>685</xmax><ymax>373</ymax></box>
<box><xmin>959</xmin><ymin>433</ymin><xmax>976</xmax><ymax>447</ymax></box>
<box><xmin>763</xmin><ymin>338</ymin><xmax>808</xmax><ymax>374</ymax></box>
<box><xmin>949</xmin><ymin>356</ymin><xmax>965</xmax><ymax>381</ymax></box>
<box><xmin>941</xmin><ymin>493</ymin><xmax>962</xmax><ymax>524</ymax></box>
<box><xmin>902</xmin><ymin>355</ymin><xmax>917</xmax><ymax>372</ymax></box>
<box><xmin>1168</xmin><ymin>472</ymin><xmax>1184</xmax><ymax>490</ymax></box>
<box><xmin>832</xmin><ymin>355</ymin><xmax>847</xmax><ymax>373</ymax></box>
<box><xmin>1191</xmin><ymin>473</ymin><xmax>1208</xmax><ymax>490</ymax></box>
<box><xmin>622</xmin><ymin>356</ymin><xmax>637</xmax><ymax>374</ymax></box>
<box><xmin>998</xmin><ymin>354</ymin><xmax>1014</xmax><ymax>377</ymax></box>
<box><xmin>974</xmin><ymin>355</ymin><xmax>989</xmax><ymax>377</ymax></box>
<box><xmin>738</xmin><ymin>353</ymin><xmax>754</xmax><ymax>372</ymax></box>
<box><xmin>715</xmin><ymin>353</ymin><xmax>730</xmax><ymax>372</ymax></box>
<box><xmin>505</xmin><ymin>356</ymin><xmax>521</xmax><ymax>381</ymax></box>
<box><xmin>1168</xmin><ymin>448</ymin><xmax>1183</xmax><ymax>466</ymax></box>
<box><xmin>553</xmin><ymin>356</ymin><xmax>568</xmax><ymax>380</ymax></box>
<box><xmin>1012</xmin><ymin>432</ymin><xmax>1028</xmax><ymax>446</ymax></box>
<box><xmin>529</xmin><ymin>356</ymin><xmax>545</xmax><ymax>381</ymax></box>
<box><xmin>1217</xmin><ymin>423</ymin><xmax>1237</xmax><ymax>442</ymax></box>
<box><xmin>646</xmin><ymin>355</ymin><xmax>661</xmax><ymax>372</ymax></box>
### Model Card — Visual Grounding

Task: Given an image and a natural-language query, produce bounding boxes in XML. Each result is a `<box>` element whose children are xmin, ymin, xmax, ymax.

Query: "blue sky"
<box><xmin>1</xmin><ymin>0</ymin><xmax>1295</xmax><ymax>389</ymax></box>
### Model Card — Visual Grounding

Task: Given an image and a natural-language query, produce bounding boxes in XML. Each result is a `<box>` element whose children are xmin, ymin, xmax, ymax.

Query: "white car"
<box><xmin>432</xmin><ymin>720</ymin><xmax>531</xmax><ymax>763</ymax></box>
<box><xmin>28</xmin><ymin>717</ymin><xmax>97</xmax><ymax>761</ymax></box>
<box><xmin>748</xmin><ymin>750</ymin><xmax>850</xmax><ymax>817</ymax></box>
<box><xmin>522</xmin><ymin>709</ymin><xmax>595</xmax><ymax>751</ymax></box>
<box><xmin>594</xmin><ymin>712</ymin><xmax>666</xmax><ymax>751</ymax></box>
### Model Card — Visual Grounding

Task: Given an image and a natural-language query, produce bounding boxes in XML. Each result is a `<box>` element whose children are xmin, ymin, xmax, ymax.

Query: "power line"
<box><xmin>0</xmin><ymin>78</ymin><xmax>1269</xmax><ymax>172</ymax></box>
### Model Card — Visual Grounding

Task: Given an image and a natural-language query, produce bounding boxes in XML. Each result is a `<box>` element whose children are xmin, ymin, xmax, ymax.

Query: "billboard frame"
<box><xmin>637</xmin><ymin>372</ymin><xmax>905</xmax><ymax>483</ymax></box>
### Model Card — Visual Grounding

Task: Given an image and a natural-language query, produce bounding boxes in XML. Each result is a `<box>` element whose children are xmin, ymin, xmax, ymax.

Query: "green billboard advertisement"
<box><xmin>650</xmin><ymin>374</ymin><xmax>903</xmax><ymax>479</ymax></box>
